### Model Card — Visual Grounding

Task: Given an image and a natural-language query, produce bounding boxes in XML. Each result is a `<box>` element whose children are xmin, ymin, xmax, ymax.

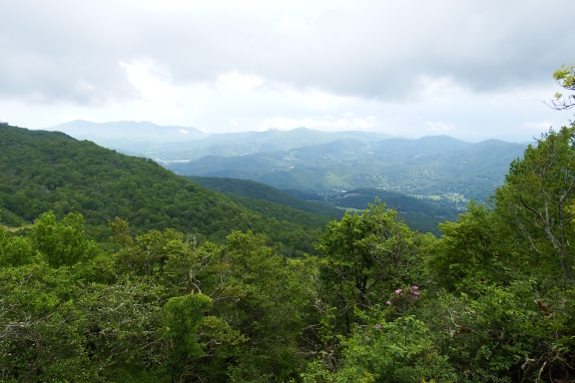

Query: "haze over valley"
<box><xmin>44</xmin><ymin>119</ymin><xmax>527</xmax><ymax>208</ymax></box>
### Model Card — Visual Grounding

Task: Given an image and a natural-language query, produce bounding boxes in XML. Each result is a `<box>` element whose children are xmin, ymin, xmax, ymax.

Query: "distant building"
<box><xmin>0</xmin><ymin>121</ymin><xmax>8</xmax><ymax>126</ymax></box>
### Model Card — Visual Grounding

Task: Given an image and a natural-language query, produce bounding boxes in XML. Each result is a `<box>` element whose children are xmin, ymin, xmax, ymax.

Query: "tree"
<box><xmin>496</xmin><ymin>125</ymin><xmax>575</xmax><ymax>281</ymax></box>
<box><xmin>428</xmin><ymin>201</ymin><xmax>514</xmax><ymax>291</ymax></box>
<box><xmin>547</xmin><ymin>63</ymin><xmax>575</xmax><ymax>111</ymax></box>
<box><xmin>163</xmin><ymin>293</ymin><xmax>213</xmax><ymax>381</ymax></box>
<box><xmin>33</xmin><ymin>211</ymin><xmax>99</xmax><ymax>268</ymax></box>
<box><xmin>316</xmin><ymin>202</ymin><xmax>431</xmax><ymax>334</ymax></box>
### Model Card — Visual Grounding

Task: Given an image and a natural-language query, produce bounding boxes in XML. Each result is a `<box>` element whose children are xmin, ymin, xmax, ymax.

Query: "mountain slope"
<box><xmin>185</xmin><ymin>176</ymin><xmax>461</xmax><ymax>236</ymax></box>
<box><xmin>0</xmin><ymin>124</ymin><xmax>321</xmax><ymax>255</ymax></box>
<box><xmin>185</xmin><ymin>176</ymin><xmax>343</xmax><ymax>217</ymax></box>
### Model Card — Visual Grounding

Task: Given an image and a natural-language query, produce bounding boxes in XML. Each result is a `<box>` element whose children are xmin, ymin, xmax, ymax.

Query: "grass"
<box><xmin>335</xmin><ymin>206</ymin><xmax>364</xmax><ymax>213</ymax></box>
<box><xmin>2</xmin><ymin>222</ymin><xmax>34</xmax><ymax>233</ymax></box>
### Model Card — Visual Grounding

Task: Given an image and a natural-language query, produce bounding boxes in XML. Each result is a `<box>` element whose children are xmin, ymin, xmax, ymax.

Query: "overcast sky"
<box><xmin>1</xmin><ymin>0</ymin><xmax>574</xmax><ymax>142</ymax></box>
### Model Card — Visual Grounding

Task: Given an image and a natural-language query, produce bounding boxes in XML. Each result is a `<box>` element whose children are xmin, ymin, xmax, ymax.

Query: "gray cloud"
<box><xmin>2</xmin><ymin>0</ymin><xmax>574</xmax><ymax>105</ymax></box>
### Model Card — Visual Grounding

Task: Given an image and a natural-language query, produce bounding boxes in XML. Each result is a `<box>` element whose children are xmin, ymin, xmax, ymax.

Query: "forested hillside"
<box><xmin>0</xmin><ymin>125</ymin><xmax>323</xmax><ymax>254</ymax></box>
<box><xmin>187</xmin><ymin>176</ymin><xmax>460</xmax><ymax>235</ymax></box>
<box><xmin>185</xmin><ymin>176</ymin><xmax>342</xmax><ymax>217</ymax></box>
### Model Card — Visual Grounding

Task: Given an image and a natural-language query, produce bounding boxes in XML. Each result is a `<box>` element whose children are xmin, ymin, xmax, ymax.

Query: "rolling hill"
<box><xmin>185</xmin><ymin>176</ymin><xmax>462</xmax><ymax>236</ymax></box>
<box><xmin>45</xmin><ymin>122</ymin><xmax>391</xmax><ymax>162</ymax></box>
<box><xmin>184</xmin><ymin>176</ymin><xmax>342</xmax><ymax>217</ymax></box>
<box><xmin>0</xmin><ymin>124</ymin><xmax>329</xmax><ymax>255</ymax></box>
<box><xmin>169</xmin><ymin>136</ymin><xmax>527</xmax><ymax>200</ymax></box>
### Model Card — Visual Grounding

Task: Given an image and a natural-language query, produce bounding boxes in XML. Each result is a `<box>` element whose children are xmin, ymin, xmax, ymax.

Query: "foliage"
<box><xmin>33</xmin><ymin>211</ymin><xmax>100</xmax><ymax>268</ymax></box>
<box><xmin>184</xmin><ymin>176</ymin><xmax>343</xmax><ymax>218</ymax></box>
<box><xmin>496</xmin><ymin>124</ymin><xmax>575</xmax><ymax>281</ymax></box>
<box><xmin>316</xmin><ymin>203</ymin><xmax>432</xmax><ymax>329</ymax></box>
<box><xmin>163</xmin><ymin>293</ymin><xmax>213</xmax><ymax>379</ymax></box>
<box><xmin>428</xmin><ymin>202</ymin><xmax>515</xmax><ymax>291</ymax></box>
<box><xmin>334</xmin><ymin>316</ymin><xmax>457</xmax><ymax>383</ymax></box>
<box><xmin>0</xmin><ymin>125</ymin><xmax>322</xmax><ymax>256</ymax></box>
<box><xmin>548</xmin><ymin>63</ymin><xmax>575</xmax><ymax>110</ymax></box>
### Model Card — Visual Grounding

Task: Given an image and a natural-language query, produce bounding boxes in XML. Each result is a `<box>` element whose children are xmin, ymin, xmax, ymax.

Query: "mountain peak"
<box><xmin>43</xmin><ymin>120</ymin><xmax>210</xmax><ymax>144</ymax></box>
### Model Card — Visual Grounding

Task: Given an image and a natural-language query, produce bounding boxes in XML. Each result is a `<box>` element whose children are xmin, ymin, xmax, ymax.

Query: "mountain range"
<box><xmin>2</xmin><ymin>123</ymin><xmax>468</xmax><ymax>241</ymax></box>
<box><xmin>45</xmin><ymin>121</ymin><xmax>391</xmax><ymax>161</ymax></box>
<box><xmin>169</xmin><ymin>136</ymin><xmax>527</xmax><ymax>200</ymax></box>
<box><xmin>45</xmin><ymin>120</ymin><xmax>528</xmax><ymax>202</ymax></box>
<box><xmin>45</xmin><ymin>120</ymin><xmax>210</xmax><ymax>155</ymax></box>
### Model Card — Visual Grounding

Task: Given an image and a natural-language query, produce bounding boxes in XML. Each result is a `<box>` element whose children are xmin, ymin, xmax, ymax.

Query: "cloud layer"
<box><xmin>1</xmin><ymin>0</ymin><xmax>574</xmax><ymax>141</ymax></box>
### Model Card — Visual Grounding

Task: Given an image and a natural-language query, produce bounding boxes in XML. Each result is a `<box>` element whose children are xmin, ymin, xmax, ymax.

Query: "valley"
<box><xmin>47</xmin><ymin>120</ymin><xmax>527</xmax><ymax>208</ymax></box>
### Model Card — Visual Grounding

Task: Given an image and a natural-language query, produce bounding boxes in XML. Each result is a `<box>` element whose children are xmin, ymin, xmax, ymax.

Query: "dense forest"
<box><xmin>3</xmin><ymin>63</ymin><xmax>575</xmax><ymax>381</ymax></box>
<box><xmin>0</xmin><ymin>126</ymin><xmax>328</xmax><ymax>255</ymax></box>
<box><xmin>1</xmin><ymin>122</ymin><xmax>575</xmax><ymax>382</ymax></box>
<box><xmin>186</xmin><ymin>177</ymin><xmax>460</xmax><ymax>236</ymax></box>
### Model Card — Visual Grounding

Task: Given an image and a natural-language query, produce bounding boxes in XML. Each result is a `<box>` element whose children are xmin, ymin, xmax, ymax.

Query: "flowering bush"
<box><xmin>387</xmin><ymin>285</ymin><xmax>420</xmax><ymax>304</ymax></box>
<box><xmin>383</xmin><ymin>286</ymin><xmax>421</xmax><ymax>320</ymax></box>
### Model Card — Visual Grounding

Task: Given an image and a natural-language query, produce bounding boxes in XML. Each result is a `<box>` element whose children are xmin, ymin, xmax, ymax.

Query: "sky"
<box><xmin>1</xmin><ymin>0</ymin><xmax>575</xmax><ymax>142</ymax></box>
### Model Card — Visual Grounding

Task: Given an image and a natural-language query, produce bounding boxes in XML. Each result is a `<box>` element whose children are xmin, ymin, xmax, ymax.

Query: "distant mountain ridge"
<box><xmin>160</xmin><ymin>127</ymin><xmax>389</xmax><ymax>161</ymax></box>
<box><xmin>43</xmin><ymin>121</ymin><xmax>391</xmax><ymax>161</ymax></box>
<box><xmin>44</xmin><ymin>120</ymin><xmax>527</xmax><ymax>201</ymax></box>
<box><xmin>47</xmin><ymin>120</ymin><xmax>209</xmax><ymax>142</ymax></box>
<box><xmin>168</xmin><ymin>135</ymin><xmax>527</xmax><ymax>200</ymax></box>
<box><xmin>45</xmin><ymin>120</ymin><xmax>210</xmax><ymax>155</ymax></box>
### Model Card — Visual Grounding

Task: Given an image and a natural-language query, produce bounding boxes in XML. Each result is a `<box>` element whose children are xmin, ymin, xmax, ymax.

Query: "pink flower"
<box><xmin>386</xmin><ymin>301</ymin><xmax>391</xmax><ymax>305</ymax></box>
<box><xmin>376</xmin><ymin>324</ymin><xmax>382</xmax><ymax>329</ymax></box>
<box><xmin>414</xmin><ymin>292</ymin><xmax>419</xmax><ymax>296</ymax></box>
<box><xmin>413</xmin><ymin>286</ymin><xmax>418</xmax><ymax>291</ymax></box>
<box><xmin>395</xmin><ymin>289</ymin><xmax>402</xmax><ymax>295</ymax></box>
<box><xmin>414</xmin><ymin>296</ymin><xmax>418</xmax><ymax>300</ymax></box>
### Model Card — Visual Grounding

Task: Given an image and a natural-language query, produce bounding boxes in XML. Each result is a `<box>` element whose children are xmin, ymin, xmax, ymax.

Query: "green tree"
<box><xmin>548</xmin><ymin>63</ymin><xmax>575</xmax><ymax>110</ymax></box>
<box><xmin>332</xmin><ymin>316</ymin><xmax>456</xmax><ymax>383</ymax></box>
<box><xmin>496</xmin><ymin>125</ymin><xmax>575</xmax><ymax>281</ymax></box>
<box><xmin>428</xmin><ymin>201</ymin><xmax>515</xmax><ymax>291</ymax></box>
<box><xmin>0</xmin><ymin>262</ymin><xmax>96</xmax><ymax>381</ymax></box>
<box><xmin>316</xmin><ymin>203</ymin><xmax>432</xmax><ymax>334</ymax></box>
<box><xmin>33</xmin><ymin>211</ymin><xmax>99</xmax><ymax>268</ymax></box>
<box><xmin>163</xmin><ymin>293</ymin><xmax>213</xmax><ymax>381</ymax></box>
